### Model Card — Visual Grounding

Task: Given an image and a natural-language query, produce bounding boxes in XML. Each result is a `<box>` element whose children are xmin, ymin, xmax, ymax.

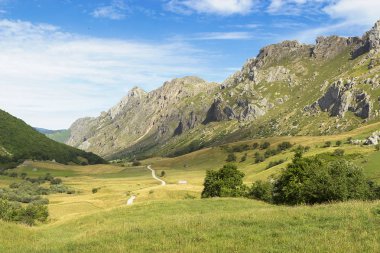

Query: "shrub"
<box><xmin>240</xmin><ymin>153</ymin><xmax>247</xmax><ymax>162</ymax></box>
<box><xmin>264</xmin><ymin>149</ymin><xmax>280</xmax><ymax>158</ymax></box>
<box><xmin>160</xmin><ymin>171</ymin><xmax>166</xmax><ymax>177</ymax></box>
<box><xmin>277</xmin><ymin>141</ymin><xmax>293</xmax><ymax>151</ymax></box>
<box><xmin>266</xmin><ymin>159</ymin><xmax>285</xmax><ymax>170</ymax></box>
<box><xmin>260</xmin><ymin>142</ymin><xmax>271</xmax><ymax>150</ymax></box>
<box><xmin>232</xmin><ymin>144</ymin><xmax>250</xmax><ymax>152</ymax></box>
<box><xmin>336</xmin><ymin>140</ymin><xmax>342</xmax><ymax>147</ymax></box>
<box><xmin>248</xmin><ymin>180</ymin><xmax>273</xmax><ymax>202</ymax></box>
<box><xmin>50</xmin><ymin>178</ymin><xmax>62</xmax><ymax>185</ymax></box>
<box><xmin>375</xmin><ymin>144</ymin><xmax>380</xmax><ymax>151</ymax></box>
<box><xmin>252</xmin><ymin>143</ymin><xmax>259</xmax><ymax>150</ymax></box>
<box><xmin>226</xmin><ymin>153</ymin><xmax>237</xmax><ymax>162</ymax></box>
<box><xmin>92</xmin><ymin>188</ymin><xmax>99</xmax><ymax>194</ymax></box>
<box><xmin>202</xmin><ymin>164</ymin><xmax>245</xmax><ymax>198</ymax></box>
<box><xmin>333</xmin><ymin>149</ymin><xmax>345</xmax><ymax>156</ymax></box>
<box><xmin>0</xmin><ymin>199</ymin><xmax>48</xmax><ymax>226</ymax></box>
<box><xmin>254</xmin><ymin>152</ymin><xmax>265</xmax><ymax>164</ymax></box>
<box><xmin>272</xmin><ymin>155</ymin><xmax>379</xmax><ymax>205</ymax></box>
<box><xmin>324</xmin><ymin>141</ymin><xmax>332</xmax><ymax>147</ymax></box>
<box><xmin>132</xmin><ymin>160</ymin><xmax>141</xmax><ymax>166</ymax></box>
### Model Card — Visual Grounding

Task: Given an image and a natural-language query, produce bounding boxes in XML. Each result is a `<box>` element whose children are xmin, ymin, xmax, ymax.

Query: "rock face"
<box><xmin>67</xmin><ymin>76</ymin><xmax>218</xmax><ymax>158</ymax></box>
<box><xmin>65</xmin><ymin>20</ymin><xmax>380</xmax><ymax>159</ymax></box>
<box><xmin>305</xmin><ymin>79</ymin><xmax>372</xmax><ymax>119</ymax></box>
<box><xmin>312</xmin><ymin>36</ymin><xmax>352</xmax><ymax>60</ymax></box>
<box><xmin>365</xmin><ymin>131</ymin><xmax>380</xmax><ymax>145</ymax></box>
<box><xmin>365</xmin><ymin>20</ymin><xmax>380</xmax><ymax>52</ymax></box>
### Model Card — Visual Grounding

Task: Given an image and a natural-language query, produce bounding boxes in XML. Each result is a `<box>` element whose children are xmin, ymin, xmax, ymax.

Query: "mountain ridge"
<box><xmin>65</xmin><ymin>20</ymin><xmax>380</xmax><ymax>159</ymax></box>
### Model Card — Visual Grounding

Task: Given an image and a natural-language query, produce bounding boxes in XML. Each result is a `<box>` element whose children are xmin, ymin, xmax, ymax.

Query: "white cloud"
<box><xmin>166</xmin><ymin>0</ymin><xmax>256</xmax><ymax>16</ymax></box>
<box><xmin>291</xmin><ymin>0</ymin><xmax>380</xmax><ymax>43</ymax></box>
<box><xmin>192</xmin><ymin>31</ymin><xmax>253</xmax><ymax>40</ymax></box>
<box><xmin>92</xmin><ymin>0</ymin><xmax>128</xmax><ymax>20</ymax></box>
<box><xmin>0</xmin><ymin>19</ymin><xmax>222</xmax><ymax>129</ymax></box>
<box><xmin>267</xmin><ymin>0</ymin><xmax>327</xmax><ymax>15</ymax></box>
<box><xmin>324</xmin><ymin>0</ymin><xmax>380</xmax><ymax>26</ymax></box>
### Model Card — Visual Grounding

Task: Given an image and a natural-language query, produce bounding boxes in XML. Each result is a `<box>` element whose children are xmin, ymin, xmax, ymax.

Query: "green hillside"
<box><xmin>0</xmin><ymin>109</ymin><xmax>105</xmax><ymax>165</ymax></box>
<box><xmin>46</xmin><ymin>129</ymin><xmax>71</xmax><ymax>143</ymax></box>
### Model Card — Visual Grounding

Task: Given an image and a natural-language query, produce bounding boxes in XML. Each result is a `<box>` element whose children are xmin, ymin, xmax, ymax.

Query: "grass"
<box><xmin>0</xmin><ymin>199</ymin><xmax>379</xmax><ymax>252</ymax></box>
<box><xmin>1</xmin><ymin>122</ymin><xmax>380</xmax><ymax>252</ymax></box>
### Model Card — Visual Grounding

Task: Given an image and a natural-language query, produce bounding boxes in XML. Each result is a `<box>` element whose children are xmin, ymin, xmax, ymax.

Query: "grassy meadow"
<box><xmin>0</xmin><ymin>122</ymin><xmax>380</xmax><ymax>252</ymax></box>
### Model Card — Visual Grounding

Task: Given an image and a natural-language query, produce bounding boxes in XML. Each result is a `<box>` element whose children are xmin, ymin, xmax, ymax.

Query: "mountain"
<box><xmin>66</xmin><ymin>20</ymin><xmax>380</xmax><ymax>160</ymax></box>
<box><xmin>0</xmin><ymin>109</ymin><xmax>106</xmax><ymax>164</ymax></box>
<box><xmin>35</xmin><ymin>128</ymin><xmax>71</xmax><ymax>144</ymax></box>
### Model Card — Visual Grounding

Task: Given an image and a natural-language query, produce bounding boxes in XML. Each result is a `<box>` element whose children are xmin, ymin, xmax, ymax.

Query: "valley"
<box><xmin>1</xmin><ymin>8</ymin><xmax>380</xmax><ymax>252</ymax></box>
<box><xmin>1</xmin><ymin>121</ymin><xmax>380</xmax><ymax>252</ymax></box>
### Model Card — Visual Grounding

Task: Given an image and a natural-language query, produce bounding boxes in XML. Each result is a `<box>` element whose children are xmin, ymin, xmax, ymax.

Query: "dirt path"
<box><xmin>147</xmin><ymin>165</ymin><xmax>166</xmax><ymax>186</ymax></box>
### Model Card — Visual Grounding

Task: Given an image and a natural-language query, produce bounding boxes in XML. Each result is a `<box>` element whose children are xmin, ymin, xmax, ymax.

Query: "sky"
<box><xmin>0</xmin><ymin>0</ymin><xmax>379</xmax><ymax>129</ymax></box>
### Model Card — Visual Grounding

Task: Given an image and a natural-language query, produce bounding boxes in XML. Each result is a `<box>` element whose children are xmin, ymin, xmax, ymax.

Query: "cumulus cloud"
<box><xmin>290</xmin><ymin>0</ymin><xmax>380</xmax><ymax>43</ymax></box>
<box><xmin>92</xmin><ymin>0</ymin><xmax>128</xmax><ymax>20</ymax></box>
<box><xmin>166</xmin><ymin>0</ymin><xmax>256</xmax><ymax>16</ymax></box>
<box><xmin>324</xmin><ymin>0</ymin><xmax>380</xmax><ymax>26</ymax></box>
<box><xmin>0</xmin><ymin>19</ymin><xmax>221</xmax><ymax>129</ymax></box>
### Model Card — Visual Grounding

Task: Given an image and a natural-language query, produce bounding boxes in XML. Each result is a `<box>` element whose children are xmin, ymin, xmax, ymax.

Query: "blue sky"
<box><xmin>0</xmin><ymin>0</ymin><xmax>379</xmax><ymax>129</ymax></box>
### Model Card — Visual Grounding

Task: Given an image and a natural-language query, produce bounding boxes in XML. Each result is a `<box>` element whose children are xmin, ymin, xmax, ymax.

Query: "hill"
<box><xmin>35</xmin><ymin>128</ymin><xmax>71</xmax><ymax>143</ymax></box>
<box><xmin>0</xmin><ymin>109</ymin><xmax>105</xmax><ymax>165</ymax></box>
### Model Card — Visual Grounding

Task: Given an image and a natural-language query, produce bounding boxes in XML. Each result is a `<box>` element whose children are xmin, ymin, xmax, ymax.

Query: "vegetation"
<box><xmin>225</xmin><ymin>153</ymin><xmax>237</xmax><ymax>162</ymax></box>
<box><xmin>202</xmin><ymin>164</ymin><xmax>245</xmax><ymax>198</ymax></box>
<box><xmin>265</xmin><ymin>159</ymin><xmax>285</xmax><ymax>169</ymax></box>
<box><xmin>0</xmin><ymin>110</ymin><xmax>106</xmax><ymax>165</ymax></box>
<box><xmin>259</xmin><ymin>142</ymin><xmax>270</xmax><ymax>150</ymax></box>
<box><xmin>251</xmin><ymin>153</ymin><xmax>380</xmax><ymax>205</ymax></box>
<box><xmin>0</xmin><ymin>199</ymin><xmax>48</xmax><ymax>226</ymax></box>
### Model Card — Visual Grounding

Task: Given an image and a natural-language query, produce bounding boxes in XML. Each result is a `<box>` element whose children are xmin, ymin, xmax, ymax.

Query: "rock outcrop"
<box><xmin>365</xmin><ymin>131</ymin><xmax>380</xmax><ymax>145</ymax></box>
<box><xmin>305</xmin><ymin>79</ymin><xmax>371</xmax><ymax>119</ymax></box>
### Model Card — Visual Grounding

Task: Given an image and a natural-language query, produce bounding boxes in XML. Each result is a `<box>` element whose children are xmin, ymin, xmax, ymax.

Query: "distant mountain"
<box><xmin>0</xmin><ymin>109</ymin><xmax>106</xmax><ymax>165</ymax></box>
<box><xmin>35</xmin><ymin>128</ymin><xmax>71</xmax><ymax>144</ymax></box>
<box><xmin>35</xmin><ymin>127</ymin><xmax>60</xmax><ymax>135</ymax></box>
<box><xmin>66</xmin><ymin>20</ymin><xmax>380</xmax><ymax>160</ymax></box>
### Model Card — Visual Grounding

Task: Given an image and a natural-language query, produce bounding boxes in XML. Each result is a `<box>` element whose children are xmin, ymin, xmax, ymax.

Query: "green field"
<box><xmin>0</xmin><ymin>199</ymin><xmax>379</xmax><ymax>252</ymax></box>
<box><xmin>1</xmin><ymin>123</ymin><xmax>380</xmax><ymax>252</ymax></box>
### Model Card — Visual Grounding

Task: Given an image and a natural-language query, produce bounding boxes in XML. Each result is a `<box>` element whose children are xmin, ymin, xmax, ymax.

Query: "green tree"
<box><xmin>273</xmin><ymin>156</ymin><xmax>376</xmax><ymax>205</ymax></box>
<box><xmin>201</xmin><ymin>164</ymin><xmax>245</xmax><ymax>198</ymax></box>
<box><xmin>248</xmin><ymin>180</ymin><xmax>273</xmax><ymax>202</ymax></box>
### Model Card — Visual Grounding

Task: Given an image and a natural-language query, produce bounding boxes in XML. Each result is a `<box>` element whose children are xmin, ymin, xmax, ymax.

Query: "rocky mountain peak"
<box><xmin>128</xmin><ymin>86</ymin><xmax>147</xmax><ymax>98</ymax></box>
<box><xmin>366</xmin><ymin>19</ymin><xmax>380</xmax><ymax>51</ymax></box>
<box><xmin>312</xmin><ymin>35</ymin><xmax>351</xmax><ymax>60</ymax></box>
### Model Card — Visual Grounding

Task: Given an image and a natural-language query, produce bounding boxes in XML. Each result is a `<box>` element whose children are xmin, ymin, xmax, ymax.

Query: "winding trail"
<box><xmin>126</xmin><ymin>165</ymin><xmax>166</xmax><ymax>206</ymax></box>
<box><xmin>147</xmin><ymin>165</ymin><xmax>166</xmax><ymax>186</ymax></box>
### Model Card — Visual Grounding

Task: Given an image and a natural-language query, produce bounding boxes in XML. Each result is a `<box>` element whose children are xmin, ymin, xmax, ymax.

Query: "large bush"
<box><xmin>0</xmin><ymin>199</ymin><xmax>48</xmax><ymax>226</ymax></box>
<box><xmin>272</xmin><ymin>155</ymin><xmax>380</xmax><ymax>205</ymax></box>
<box><xmin>202</xmin><ymin>164</ymin><xmax>245</xmax><ymax>198</ymax></box>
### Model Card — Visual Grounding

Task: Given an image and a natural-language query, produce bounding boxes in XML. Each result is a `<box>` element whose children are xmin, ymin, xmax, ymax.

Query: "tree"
<box><xmin>248</xmin><ymin>180</ymin><xmax>273</xmax><ymax>202</ymax></box>
<box><xmin>160</xmin><ymin>171</ymin><xmax>166</xmax><ymax>177</ymax></box>
<box><xmin>201</xmin><ymin>164</ymin><xmax>245</xmax><ymax>198</ymax></box>
<box><xmin>273</xmin><ymin>156</ymin><xmax>377</xmax><ymax>205</ymax></box>
<box><xmin>324</xmin><ymin>141</ymin><xmax>332</xmax><ymax>147</ymax></box>
<box><xmin>336</xmin><ymin>140</ymin><xmax>342</xmax><ymax>147</ymax></box>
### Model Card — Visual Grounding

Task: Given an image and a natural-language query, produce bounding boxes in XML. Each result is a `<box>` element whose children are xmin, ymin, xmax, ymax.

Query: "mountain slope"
<box><xmin>67</xmin><ymin>20</ymin><xmax>380</xmax><ymax>159</ymax></box>
<box><xmin>0</xmin><ymin>109</ymin><xmax>106</xmax><ymax>164</ymax></box>
<box><xmin>35</xmin><ymin>128</ymin><xmax>71</xmax><ymax>143</ymax></box>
